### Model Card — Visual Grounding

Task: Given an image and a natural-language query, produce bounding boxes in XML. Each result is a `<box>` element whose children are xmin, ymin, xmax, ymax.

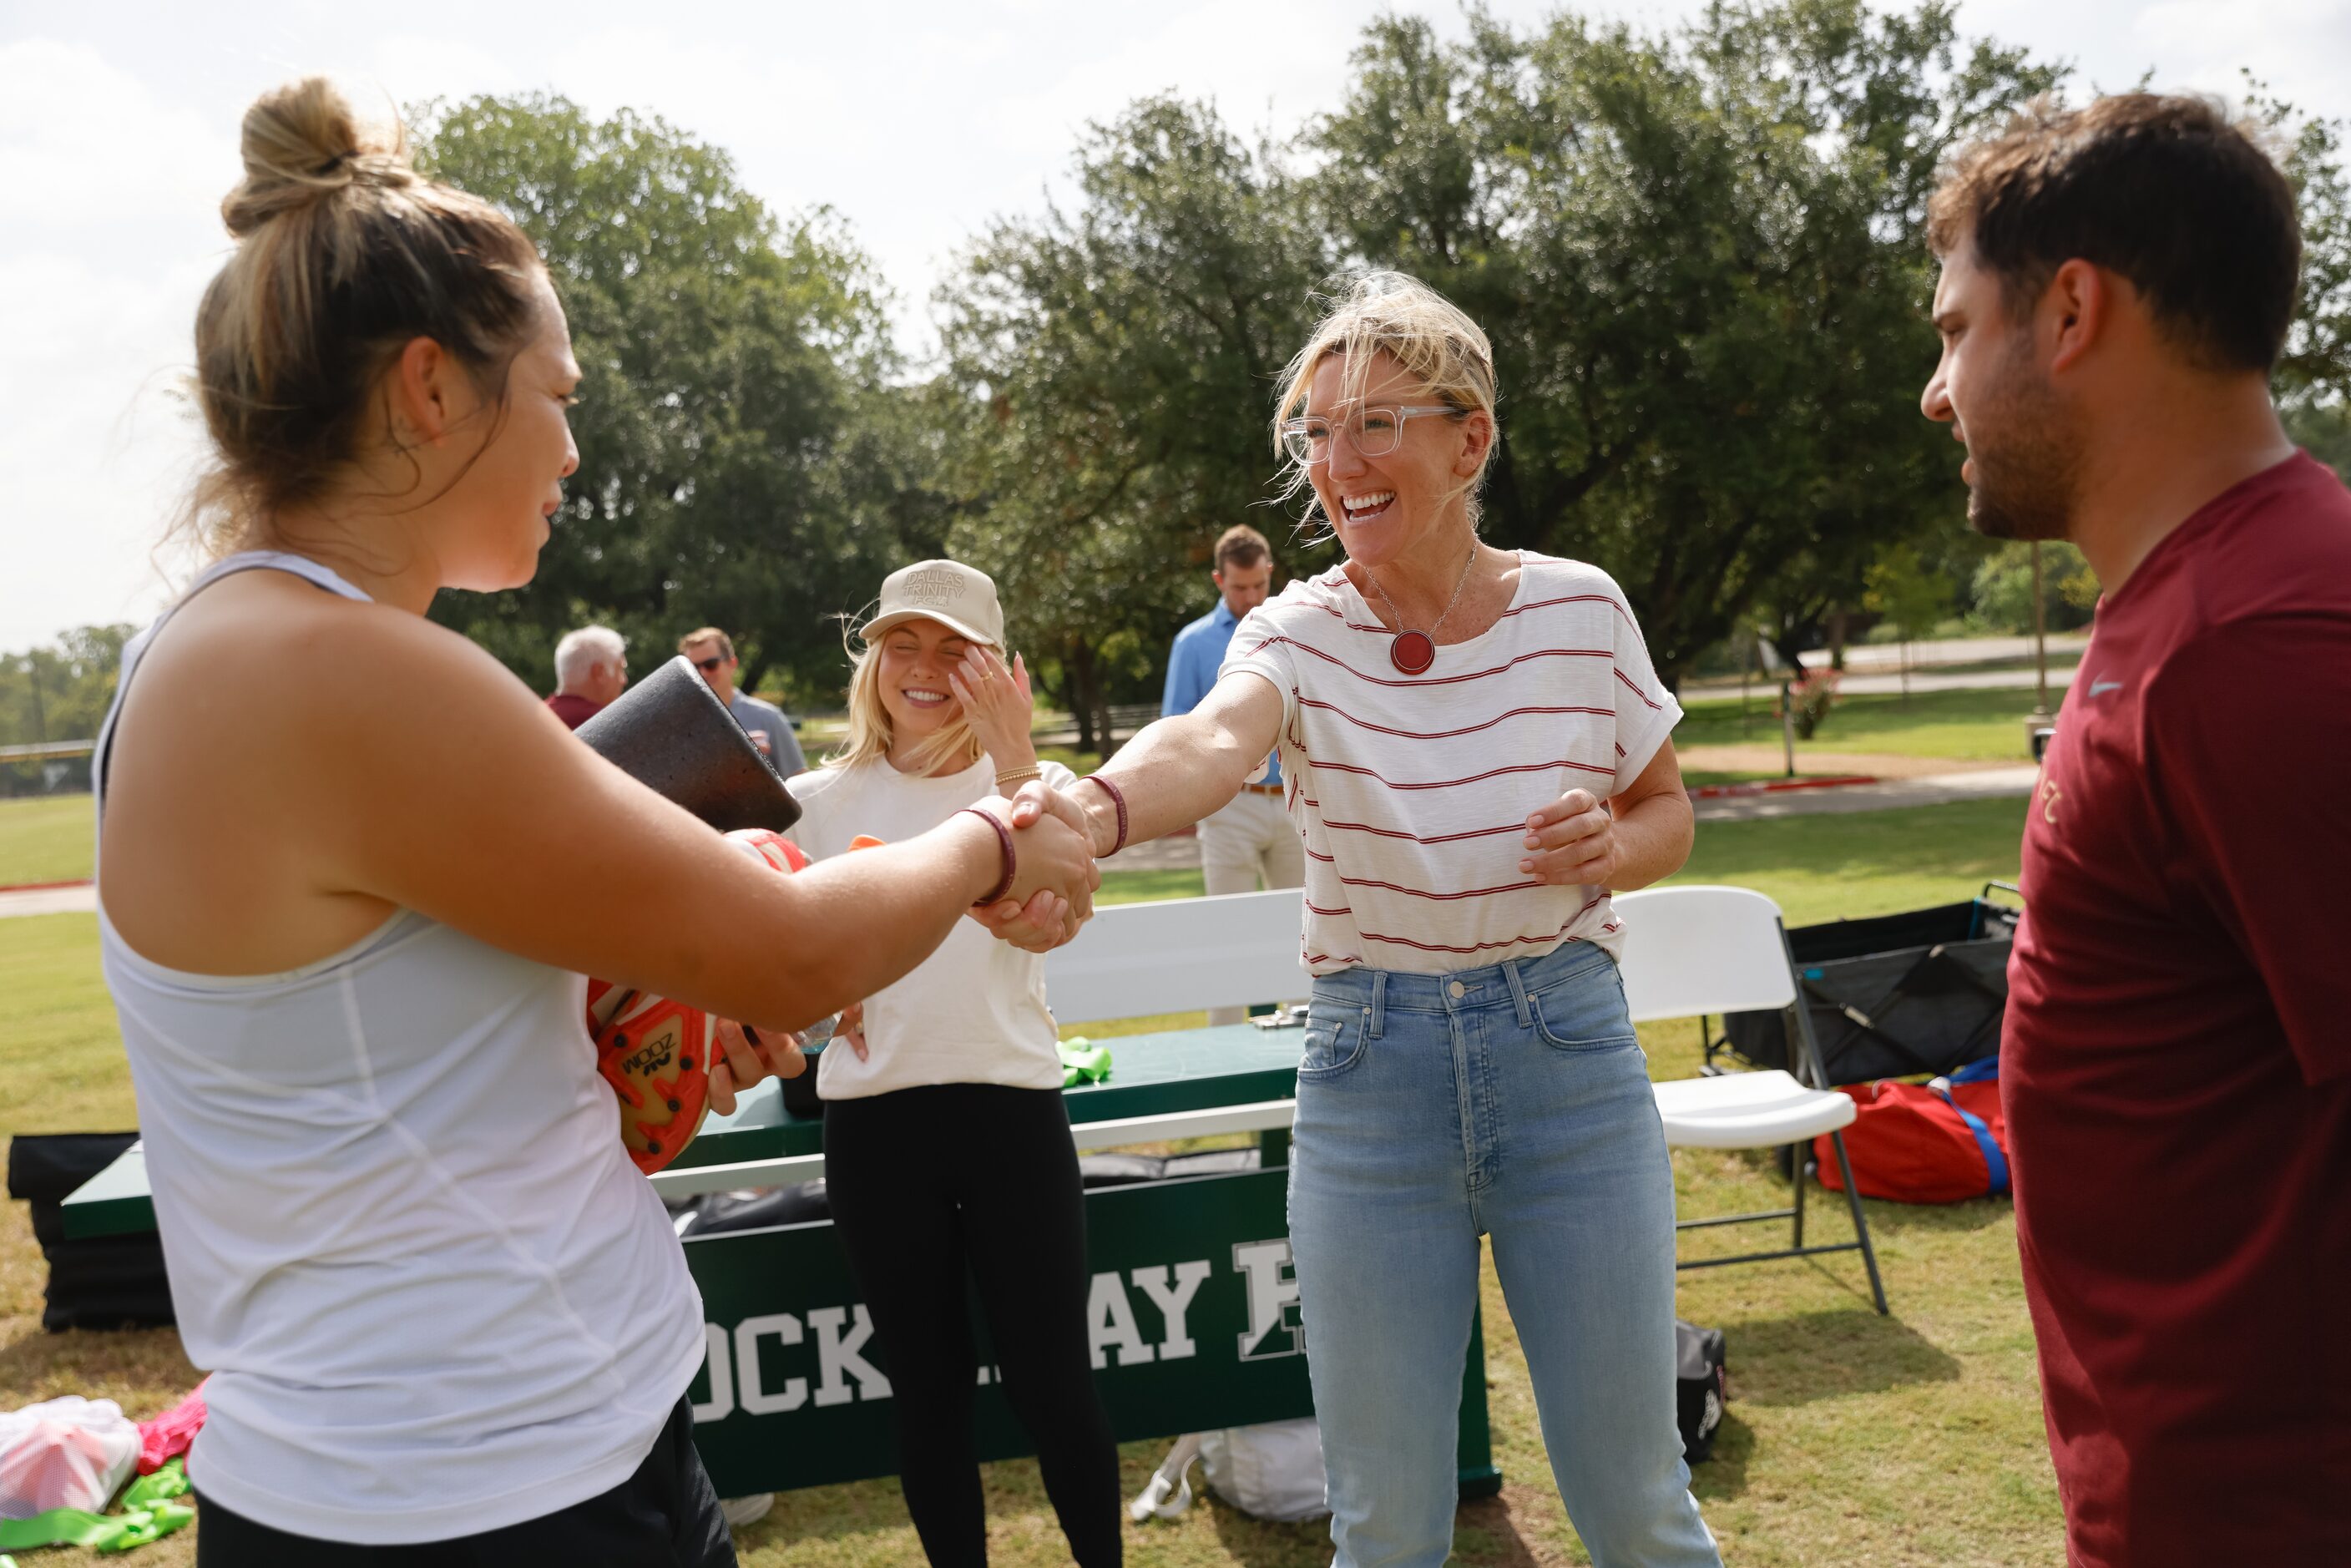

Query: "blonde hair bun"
<box><xmin>180</xmin><ymin>74</ymin><xmax>541</xmax><ymax>559</ymax></box>
<box><xmin>222</xmin><ymin>76</ymin><xmax>413</xmax><ymax>239</ymax></box>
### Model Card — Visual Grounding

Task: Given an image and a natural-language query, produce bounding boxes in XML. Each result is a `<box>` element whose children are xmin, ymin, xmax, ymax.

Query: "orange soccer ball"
<box><xmin>588</xmin><ymin>828</ymin><xmax>807</xmax><ymax>1174</ymax></box>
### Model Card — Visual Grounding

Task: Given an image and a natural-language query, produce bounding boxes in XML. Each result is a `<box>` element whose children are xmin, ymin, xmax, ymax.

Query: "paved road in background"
<box><xmin>1690</xmin><ymin>766</ymin><xmax>2039</xmax><ymax>822</ymax></box>
<box><xmin>0</xmin><ymin>883</ymin><xmax>96</xmax><ymax>918</ymax></box>
<box><xmin>1792</xmin><ymin>633</ymin><xmax>2086</xmax><ymax>673</ymax></box>
<box><xmin>1686</xmin><ymin>664</ymin><xmax>2078</xmax><ymax>701</ymax></box>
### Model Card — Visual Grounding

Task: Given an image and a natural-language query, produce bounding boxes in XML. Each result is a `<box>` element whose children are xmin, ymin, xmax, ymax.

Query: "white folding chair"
<box><xmin>1614</xmin><ymin>885</ymin><xmax>1889</xmax><ymax>1313</ymax></box>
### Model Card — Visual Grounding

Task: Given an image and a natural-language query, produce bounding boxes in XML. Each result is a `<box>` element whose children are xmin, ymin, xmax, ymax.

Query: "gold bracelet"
<box><xmin>994</xmin><ymin>764</ymin><xmax>1043</xmax><ymax>787</ymax></box>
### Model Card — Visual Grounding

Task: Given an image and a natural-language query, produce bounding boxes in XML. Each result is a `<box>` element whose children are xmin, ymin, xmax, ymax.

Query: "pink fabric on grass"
<box><xmin>136</xmin><ymin>1379</ymin><xmax>207</xmax><ymax>1475</ymax></box>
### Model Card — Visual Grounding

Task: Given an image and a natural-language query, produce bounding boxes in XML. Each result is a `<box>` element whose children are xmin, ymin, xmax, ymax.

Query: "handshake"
<box><xmin>963</xmin><ymin>777</ymin><xmax>1116</xmax><ymax>953</ymax></box>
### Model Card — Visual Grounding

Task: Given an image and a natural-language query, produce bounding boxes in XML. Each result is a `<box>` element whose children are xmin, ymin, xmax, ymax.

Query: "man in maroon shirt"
<box><xmin>1920</xmin><ymin>96</ymin><xmax>2351</xmax><ymax>1565</ymax></box>
<box><xmin>545</xmin><ymin>624</ymin><xmax>627</xmax><ymax>730</ymax></box>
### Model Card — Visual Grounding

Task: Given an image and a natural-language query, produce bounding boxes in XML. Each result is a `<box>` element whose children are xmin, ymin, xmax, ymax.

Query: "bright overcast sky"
<box><xmin>4</xmin><ymin>0</ymin><xmax>2346</xmax><ymax>654</ymax></box>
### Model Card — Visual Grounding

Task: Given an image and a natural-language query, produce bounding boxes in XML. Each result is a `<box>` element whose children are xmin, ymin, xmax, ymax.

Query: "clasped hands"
<box><xmin>710</xmin><ymin>781</ymin><xmax>1095</xmax><ymax>1091</ymax></box>
<box><xmin>944</xmin><ymin>644</ymin><xmax>1104</xmax><ymax>955</ymax></box>
<box><xmin>702</xmin><ymin>781</ymin><xmax>1098</xmax><ymax>1104</ymax></box>
<box><xmin>964</xmin><ymin>779</ymin><xmax>1104</xmax><ymax>953</ymax></box>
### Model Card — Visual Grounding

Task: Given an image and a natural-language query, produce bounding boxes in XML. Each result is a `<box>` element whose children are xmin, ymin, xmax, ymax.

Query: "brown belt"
<box><xmin>1241</xmin><ymin>781</ymin><xmax>1285</xmax><ymax>797</ymax></box>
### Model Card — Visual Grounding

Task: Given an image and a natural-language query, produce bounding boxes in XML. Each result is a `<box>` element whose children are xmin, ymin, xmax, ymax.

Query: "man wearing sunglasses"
<box><xmin>680</xmin><ymin>626</ymin><xmax>807</xmax><ymax>780</ymax></box>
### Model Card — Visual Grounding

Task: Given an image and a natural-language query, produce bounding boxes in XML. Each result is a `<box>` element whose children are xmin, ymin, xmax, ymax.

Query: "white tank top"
<box><xmin>94</xmin><ymin>553</ymin><xmax>705</xmax><ymax>1544</ymax></box>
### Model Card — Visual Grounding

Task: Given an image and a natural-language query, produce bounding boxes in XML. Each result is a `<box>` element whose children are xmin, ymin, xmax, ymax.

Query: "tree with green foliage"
<box><xmin>1967</xmin><ymin>541</ymin><xmax>2098</xmax><ymax>635</ymax></box>
<box><xmin>2266</xmin><ymin>85</ymin><xmax>2351</xmax><ymax>487</ymax></box>
<box><xmin>1862</xmin><ymin>540</ymin><xmax>1953</xmax><ymax>699</ymax></box>
<box><xmin>413</xmin><ymin>96</ymin><xmax>932</xmax><ymax>705</ymax></box>
<box><xmin>2273</xmin><ymin>98</ymin><xmax>2351</xmax><ymax>412</ymax></box>
<box><xmin>0</xmin><ymin>625</ymin><xmax>134</xmax><ymax>795</ymax></box>
<box><xmin>943</xmin><ymin>0</ymin><xmax>2062</xmax><ymax>695</ymax></box>
<box><xmin>939</xmin><ymin>96</ymin><xmax>1331</xmax><ymax>747</ymax></box>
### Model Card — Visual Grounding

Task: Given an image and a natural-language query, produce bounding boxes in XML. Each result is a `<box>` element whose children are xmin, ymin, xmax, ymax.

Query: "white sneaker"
<box><xmin>720</xmin><ymin>1493</ymin><xmax>775</xmax><ymax>1530</ymax></box>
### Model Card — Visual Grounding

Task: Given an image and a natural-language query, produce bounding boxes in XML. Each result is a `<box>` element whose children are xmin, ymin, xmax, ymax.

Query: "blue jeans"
<box><xmin>1289</xmin><ymin>940</ymin><xmax>1719</xmax><ymax>1568</ymax></box>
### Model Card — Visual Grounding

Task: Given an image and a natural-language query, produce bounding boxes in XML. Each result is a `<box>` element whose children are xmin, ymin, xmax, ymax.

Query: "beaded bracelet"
<box><xmin>1078</xmin><ymin>773</ymin><xmax>1130</xmax><ymax>857</ymax></box>
<box><xmin>957</xmin><ymin>807</ymin><xmax>1017</xmax><ymax>906</ymax></box>
<box><xmin>994</xmin><ymin>764</ymin><xmax>1044</xmax><ymax>788</ymax></box>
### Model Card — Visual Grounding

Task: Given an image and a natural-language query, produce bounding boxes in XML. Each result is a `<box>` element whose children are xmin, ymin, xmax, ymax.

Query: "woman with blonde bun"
<box><xmin>1042</xmin><ymin>274</ymin><xmax>1719</xmax><ymax>1567</ymax></box>
<box><xmin>93</xmin><ymin>78</ymin><xmax>1096</xmax><ymax>1565</ymax></box>
<box><xmin>781</xmin><ymin>559</ymin><xmax>1120</xmax><ymax>1567</ymax></box>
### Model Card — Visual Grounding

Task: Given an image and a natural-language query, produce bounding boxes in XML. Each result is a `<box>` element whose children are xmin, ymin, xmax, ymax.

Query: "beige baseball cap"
<box><xmin>858</xmin><ymin>559</ymin><xmax>1006</xmax><ymax>649</ymax></box>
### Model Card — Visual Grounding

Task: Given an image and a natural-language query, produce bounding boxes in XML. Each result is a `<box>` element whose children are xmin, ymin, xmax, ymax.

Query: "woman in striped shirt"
<box><xmin>1048</xmin><ymin>274</ymin><xmax>1718</xmax><ymax>1567</ymax></box>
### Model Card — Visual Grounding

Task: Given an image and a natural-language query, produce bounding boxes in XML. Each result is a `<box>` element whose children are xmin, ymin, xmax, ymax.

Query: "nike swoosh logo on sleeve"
<box><xmin>2088</xmin><ymin>679</ymin><xmax>2123</xmax><ymax>697</ymax></box>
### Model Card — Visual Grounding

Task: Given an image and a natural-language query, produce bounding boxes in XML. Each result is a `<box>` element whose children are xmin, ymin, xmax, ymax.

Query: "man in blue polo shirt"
<box><xmin>1163</xmin><ymin>524</ymin><xmax>1302</xmax><ymax>1024</ymax></box>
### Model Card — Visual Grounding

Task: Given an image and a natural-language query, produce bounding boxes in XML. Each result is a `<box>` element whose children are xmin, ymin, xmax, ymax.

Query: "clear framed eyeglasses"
<box><xmin>1280</xmin><ymin>404</ymin><xmax>1464</xmax><ymax>465</ymax></box>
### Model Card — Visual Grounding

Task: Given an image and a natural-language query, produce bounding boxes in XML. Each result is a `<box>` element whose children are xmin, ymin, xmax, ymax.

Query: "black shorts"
<box><xmin>194</xmin><ymin>1396</ymin><xmax>736</xmax><ymax>1566</ymax></box>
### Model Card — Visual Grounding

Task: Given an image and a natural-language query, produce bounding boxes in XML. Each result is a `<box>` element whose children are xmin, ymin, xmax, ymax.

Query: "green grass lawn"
<box><xmin>0</xmin><ymin>801</ymin><xmax>2050</xmax><ymax>1565</ymax></box>
<box><xmin>0</xmin><ymin>795</ymin><xmax>94</xmax><ymax>887</ymax></box>
<box><xmin>1670</xmin><ymin>797</ymin><xmax>2026</xmax><ymax>926</ymax></box>
<box><xmin>1099</xmin><ymin>867</ymin><xmax>1205</xmax><ymax>905</ymax></box>
<box><xmin>1678</xmin><ymin>685</ymin><xmax>2049</xmax><ymax>763</ymax></box>
<box><xmin>0</xmin><ymin>913</ymin><xmax>134</xmax><ymax>1136</ymax></box>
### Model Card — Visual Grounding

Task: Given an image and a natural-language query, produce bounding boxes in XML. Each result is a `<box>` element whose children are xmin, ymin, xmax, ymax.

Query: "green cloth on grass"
<box><xmin>0</xmin><ymin>1459</ymin><xmax>193</xmax><ymax>1555</ymax></box>
<box><xmin>1058</xmin><ymin>1037</ymin><xmax>1112</xmax><ymax>1088</ymax></box>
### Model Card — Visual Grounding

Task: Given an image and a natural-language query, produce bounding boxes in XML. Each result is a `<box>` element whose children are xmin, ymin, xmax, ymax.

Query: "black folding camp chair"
<box><xmin>1711</xmin><ymin>884</ymin><xmax>2020</xmax><ymax>1087</ymax></box>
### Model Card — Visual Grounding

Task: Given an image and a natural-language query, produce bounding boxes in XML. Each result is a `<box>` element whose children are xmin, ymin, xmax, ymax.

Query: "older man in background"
<box><xmin>1923</xmin><ymin>94</ymin><xmax>2351</xmax><ymax>1566</ymax></box>
<box><xmin>680</xmin><ymin>626</ymin><xmax>806</xmax><ymax>780</ymax></box>
<box><xmin>545</xmin><ymin>625</ymin><xmax>626</xmax><ymax>731</ymax></box>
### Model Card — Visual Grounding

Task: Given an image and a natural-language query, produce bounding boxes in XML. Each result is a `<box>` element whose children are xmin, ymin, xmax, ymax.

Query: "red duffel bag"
<box><xmin>1813</xmin><ymin>1058</ymin><xmax>2009</xmax><ymax>1204</ymax></box>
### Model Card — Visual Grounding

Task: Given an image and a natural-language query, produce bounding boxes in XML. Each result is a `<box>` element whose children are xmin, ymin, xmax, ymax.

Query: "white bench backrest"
<box><xmin>1610</xmin><ymin>884</ymin><xmax>1796</xmax><ymax>1022</ymax></box>
<box><xmin>1044</xmin><ymin>888</ymin><xmax>1306</xmax><ymax>1023</ymax></box>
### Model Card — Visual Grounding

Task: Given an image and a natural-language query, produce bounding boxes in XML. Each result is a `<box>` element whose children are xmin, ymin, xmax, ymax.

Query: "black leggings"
<box><xmin>824</xmin><ymin>1084</ymin><xmax>1121</xmax><ymax>1567</ymax></box>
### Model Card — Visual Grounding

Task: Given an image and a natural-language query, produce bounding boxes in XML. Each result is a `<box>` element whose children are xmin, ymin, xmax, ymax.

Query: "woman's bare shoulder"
<box><xmin>99</xmin><ymin>573</ymin><xmax>563</xmax><ymax>969</ymax></box>
<box><xmin>159</xmin><ymin>574</ymin><xmax>525</xmax><ymax>718</ymax></box>
<box><xmin>112</xmin><ymin>571</ymin><xmax>548</xmax><ymax>816</ymax></box>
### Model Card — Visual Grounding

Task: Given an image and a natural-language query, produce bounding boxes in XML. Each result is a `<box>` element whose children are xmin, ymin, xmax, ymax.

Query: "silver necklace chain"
<box><xmin>1366</xmin><ymin>541</ymin><xmax>1479</xmax><ymax>642</ymax></box>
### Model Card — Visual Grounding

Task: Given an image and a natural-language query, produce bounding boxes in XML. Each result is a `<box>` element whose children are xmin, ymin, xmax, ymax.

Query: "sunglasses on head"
<box><xmin>694</xmin><ymin>656</ymin><xmax>726</xmax><ymax>673</ymax></box>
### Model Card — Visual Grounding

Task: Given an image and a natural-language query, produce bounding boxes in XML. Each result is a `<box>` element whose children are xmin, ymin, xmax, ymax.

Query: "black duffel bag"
<box><xmin>6</xmin><ymin>1132</ymin><xmax>175</xmax><ymax>1331</ymax></box>
<box><xmin>1720</xmin><ymin>891</ymin><xmax>2019</xmax><ymax>1086</ymax></box>
<box><xmin>1676</xmin><ymin>1319</ymin><xmax>1728</xmax><ymax>1463</ymax></box>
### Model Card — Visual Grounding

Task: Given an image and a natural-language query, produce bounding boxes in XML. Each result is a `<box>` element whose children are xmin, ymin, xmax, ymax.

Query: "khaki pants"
<box><xmin>1199</xmin><ymin>789</ymin><xmax>1307</xmax><ymax>1026</ymax></box>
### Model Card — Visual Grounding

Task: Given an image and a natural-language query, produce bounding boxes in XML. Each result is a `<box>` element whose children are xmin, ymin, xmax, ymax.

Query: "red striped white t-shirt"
<box><xmin>1220</xmin><ymin>550</ymin><xmax>1681</xmax><ymax>976</ymax></box>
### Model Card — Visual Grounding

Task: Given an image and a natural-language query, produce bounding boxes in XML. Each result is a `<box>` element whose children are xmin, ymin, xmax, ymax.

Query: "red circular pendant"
<box><xmin>1391</xmin><ymin>630</ymin><xmax>1436</xmax><ymax>675</ymax></box>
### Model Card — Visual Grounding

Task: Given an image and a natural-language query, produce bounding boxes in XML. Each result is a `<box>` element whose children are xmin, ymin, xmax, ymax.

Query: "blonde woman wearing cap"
<box><xmin>781</xmin><ymin>559</ymin><xmax>1120</xmax><ymax>1567</ymax></box>
<box><xmin>1049</xmin><ymin>276</ymin><xmax>1719</xmax><ymax>1567</ymax></box>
